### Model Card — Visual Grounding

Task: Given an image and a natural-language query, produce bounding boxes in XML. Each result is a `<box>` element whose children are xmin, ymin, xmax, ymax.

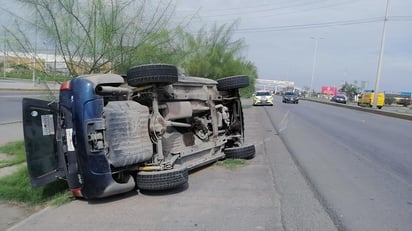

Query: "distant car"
<box><xmin>331</xmin><ymin>95</ymin><xmax>347</xmax><ymax>104</ymax></box>
<box><xmin>282</xmin><ymin>92</ymin><xmax>299</xmax><ymax>104</ymax></box>
<box><xmin>253</xmin><ymin>90</ymin><xmax>274</xmax><ymax>106</ymax></box>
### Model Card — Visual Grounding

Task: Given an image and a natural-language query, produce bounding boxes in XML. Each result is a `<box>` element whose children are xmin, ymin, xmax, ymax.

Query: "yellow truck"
<box><xmin>357</xmin><ymin>92</ymin><xmax>385</xmax><ymax>109</ymax></box>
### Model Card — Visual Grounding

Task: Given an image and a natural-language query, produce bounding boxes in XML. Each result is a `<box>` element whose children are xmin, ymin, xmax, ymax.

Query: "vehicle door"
<box><xmin>22</xmin><ymin>98</ymin><xmax>66</xmax><ymax>188</ymax></box>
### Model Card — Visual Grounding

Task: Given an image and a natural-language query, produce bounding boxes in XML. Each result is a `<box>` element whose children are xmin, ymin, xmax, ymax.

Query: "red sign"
<box><xmin>321</xmin><ymin>86</ymin><xmax>337</xmax><ymax>96</ymax></box>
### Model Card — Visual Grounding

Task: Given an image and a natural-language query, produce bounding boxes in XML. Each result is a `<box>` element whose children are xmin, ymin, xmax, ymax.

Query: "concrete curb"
<box><xmin>0</xmin><ymin>121</ymin><xmax>22</xmax><ymax>126</ymax></box>
<box><xmin>0</xmin><ymin>88</ymin><xmax>59</xmax><ymax>92</ymax></box>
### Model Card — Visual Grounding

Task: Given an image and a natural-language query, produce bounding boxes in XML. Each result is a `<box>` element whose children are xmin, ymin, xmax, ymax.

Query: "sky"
<box><xmin>174</xmin><ymin>0</ymin><xmax>412</xmax><ymax>92</ymax></box>
<box><xmin>0</xmin><ymin>0</ymin><xmax>411</xmax><ymax>92</ymax></box>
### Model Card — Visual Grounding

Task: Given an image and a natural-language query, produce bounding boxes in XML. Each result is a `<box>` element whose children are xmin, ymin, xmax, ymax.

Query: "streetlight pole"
<box><xmin>3</xmin><ymin>30</ymin><xmax>6</xmax><ymax>79</ymax></box>
<box><xmin>309</xmin><ymin>37</ymin><xmax>324</xmax><ymax>97</ymax></box>
<box><xmin>32</xmin><ymin>12</ymin><xmax>38</xmax><ymax>86</ymax></box>
<box><xmin>373</xmin><ymin>0</ymin><xmax>390</xmax><ymax>108</ymax></box>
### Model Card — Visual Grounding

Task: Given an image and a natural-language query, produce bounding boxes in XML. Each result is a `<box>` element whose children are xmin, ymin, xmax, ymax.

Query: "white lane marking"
<box><xmin>278</xmin><ymin>110</ymin><xmax>290</xmax><ymax>133</ymax></box>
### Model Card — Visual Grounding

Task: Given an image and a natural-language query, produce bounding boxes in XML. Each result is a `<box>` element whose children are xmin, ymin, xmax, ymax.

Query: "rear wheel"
<box><xmin>217</xmin><ymin>75</ymin><xmax>249</xmax><ymax>91</ymax></box>
<box><xmin>136</xmin><ymin>165</ymin><xmax>188</xmax><ymax>191</ymax></box>
<box><xmin>126</xmin><ymin>64</ymin><xmax>178</xmax><ymax>87</ymax></box>
<box><xmin>224</xmin><ymin>145</ymin><xmax>255</xmax><ymax>159</ymax></box>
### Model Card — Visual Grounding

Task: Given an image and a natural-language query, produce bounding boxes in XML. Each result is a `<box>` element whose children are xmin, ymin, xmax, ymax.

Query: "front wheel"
<box><xmin>126</xmin><ymin>64</ymin><xmax>178</xmax><ymax>87</ymax></box>
<box><xmin>217</xmin><ymin>75</ymin><xmax>249</xmax><ymax>91</ymax></box>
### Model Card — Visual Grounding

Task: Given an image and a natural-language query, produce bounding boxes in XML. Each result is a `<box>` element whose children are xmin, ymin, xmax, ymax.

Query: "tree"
<box><xmin>4</xmin><ymin>0</ymin><xmax>176</xmax><ymax>77</ymax></box>
<box><xmin>175</xmin><ymin>22</ymin><xmax>257</xmax><ymax>97</ymax></box>
<box><xmin>340</xmin><ymin>82</ymin><xmax>361</xmax><ymax>101</ymax></box>
<box><xmin>3</xmin><ymin>0</ymin><xmax>258</xmax><ymax>98</ymax></box>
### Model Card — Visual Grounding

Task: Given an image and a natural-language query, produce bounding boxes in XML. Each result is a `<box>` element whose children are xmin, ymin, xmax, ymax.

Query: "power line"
<box><xmin>390</xmin><ymin>16</ymin><xmax>412</xmax><ymax>21</ymax></box>
<box><xmin>232</xmin><ymin>16</ymin><xmax>412</xmax><ymax>33</ymax></box>
<box><xmin>196</xmin><ymin>0</ymin><xmax>357</xmax><ymax>18</ymax></box>
<box><xmin>185</xmin><ymin>15</ymin><xmax>412</xmax><ymax>35</ymax></box>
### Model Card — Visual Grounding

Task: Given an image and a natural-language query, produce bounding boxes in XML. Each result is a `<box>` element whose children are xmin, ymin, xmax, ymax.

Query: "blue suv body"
<box><xmin>22</xmin><ymin>64</ymin><xmax>255</xmax><ymax>199</ymax></box>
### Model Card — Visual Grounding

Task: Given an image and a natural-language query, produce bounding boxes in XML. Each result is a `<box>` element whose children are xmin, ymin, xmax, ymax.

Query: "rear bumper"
<box><xmin>79</xmin><ymin>172</ymin><xmax>136</xmax><ymax>199</ymax></box>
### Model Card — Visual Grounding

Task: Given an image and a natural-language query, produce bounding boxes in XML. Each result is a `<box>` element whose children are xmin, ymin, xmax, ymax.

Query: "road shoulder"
<box><xmin>8</xmin><ymin>102</ymin><xmax>284</xmax><ymax>231</ymax></box>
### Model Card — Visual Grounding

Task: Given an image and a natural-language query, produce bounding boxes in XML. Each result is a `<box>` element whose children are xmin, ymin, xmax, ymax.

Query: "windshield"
<box><xmin>285</xmin><ymin>92</ymin><xmax>296</xmax><ymax>96</ymax></box>
<box><xmin>256</xmin><ymin>91</ymin><xmax>271</xmax><ymax>96</ymax></box>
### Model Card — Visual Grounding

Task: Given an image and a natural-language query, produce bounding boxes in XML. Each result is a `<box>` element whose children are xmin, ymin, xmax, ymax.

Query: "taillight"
<box><xmin>70</xmin><ymin>188</ymin><xmax>83</xmax><ymax>198</ymax></box>
<box><xmin>60</xmin><ymin>81</ymin><xmax>71</xmax><ymax>91</ymax></box>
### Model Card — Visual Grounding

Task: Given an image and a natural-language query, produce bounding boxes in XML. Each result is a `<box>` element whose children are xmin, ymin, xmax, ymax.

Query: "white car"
<box><xmin>253</xmin><ymin>90</ymin><xmax>274</xmax><ymax>106</ymax></box>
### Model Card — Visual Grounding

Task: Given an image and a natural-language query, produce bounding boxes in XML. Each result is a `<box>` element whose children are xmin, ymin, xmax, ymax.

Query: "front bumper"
<box><xmin>283</xmin><ymin>98</ymin><xmax>298</xmax><ymax>103</ymax></box>
<box><xmin>253</xmin><ymin>97</ymin><xmax>274</xmax><ymax>105</ymax></box>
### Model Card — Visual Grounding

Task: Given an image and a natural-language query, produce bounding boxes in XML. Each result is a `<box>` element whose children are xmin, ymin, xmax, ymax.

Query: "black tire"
<box><xmin>126</xmin><ymin>64</ymin><xmax>178</xmax><ymax>87</ymax></box>
<box><xmin>377</xmin><ymin>106</ymin><xmax>382</xmax><ymax>109</ymax></box>
<box><xmin>217</xmin><ymin>75</ymin><xmax>249</xmax><ymax>91</ymax></box>
<box><xmin>224</xmin><ymin>145</ymin><xmax>255</xmax><ymax>159</ymax></box>
<box><xmin>136</xmin><ymin>165</ymin><xmax>188</xmax><ymax>191</ymax></box>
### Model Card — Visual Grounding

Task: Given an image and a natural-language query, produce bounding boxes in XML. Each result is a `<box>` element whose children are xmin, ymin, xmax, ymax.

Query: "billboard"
<box><xmin>321</xmin><ymin>86</ymin><xmax>337</xmax><ymax>96</ymax></box>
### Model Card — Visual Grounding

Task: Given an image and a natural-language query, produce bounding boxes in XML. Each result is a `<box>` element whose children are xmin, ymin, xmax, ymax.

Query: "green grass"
<box><xmin>0</xmin><ymin>141</ymin><xmax>73</xmax><ymax>206</ymax></box>
<box><xmin>0</xmin><ymin>141</ymin><xmax>26</xmax><ymax>168</ymax></box>
<box><xmin>0</xmin><ymin>166</ymin><xmax>72</xmax><ymax>206</ymax></box>
<box><xmin>217</xmin><ymin>158</ymin><xmax>247</xmax><ymax>170</ymax></box>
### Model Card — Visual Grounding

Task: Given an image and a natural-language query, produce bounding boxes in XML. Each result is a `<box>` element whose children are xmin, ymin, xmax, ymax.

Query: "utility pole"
<box><xmin>373</xmin><ymin>0</ymin><xmax>390</xmax><ymax>108</ymax></box>
<box><xmin>309</xmin><ymin>37</ymin><xmax>324</xmax><ymax>97</ymax></box>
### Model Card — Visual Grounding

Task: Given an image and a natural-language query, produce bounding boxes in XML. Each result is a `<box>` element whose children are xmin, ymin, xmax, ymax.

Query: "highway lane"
<box><xmin>265</xmin><ymin>96</ymin><xmax>412</xmax><ymax>231</ymax></box>
<box><xmin>0</xmin><ymin>90</ymin><xmax>56</xmax><ymax>124</ymax></box>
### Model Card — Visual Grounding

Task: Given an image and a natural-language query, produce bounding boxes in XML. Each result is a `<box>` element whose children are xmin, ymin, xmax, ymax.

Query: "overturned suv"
<box><xmin>22</xmin><ymin>64</ymin><xmax>255</xmax><ymax>199</ymax></box>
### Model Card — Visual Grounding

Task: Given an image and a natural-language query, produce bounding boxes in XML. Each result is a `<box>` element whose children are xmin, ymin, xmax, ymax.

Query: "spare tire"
<box><xmin>126</xmin><ymin>64</ymin><xmax>178</xmax><ymax>87</ymax></box>
<box><xmin>136</xmin><ymin>165</ymin><xmax>188</xmax><ymax>191</ymax></box>
<box><xmin>217</xmin><ymin>75</ymin><xmax>249</xmax><ymax>91</ymax></box>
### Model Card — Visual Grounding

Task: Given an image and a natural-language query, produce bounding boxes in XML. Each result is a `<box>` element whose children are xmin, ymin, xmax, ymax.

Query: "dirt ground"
<box><xmin>0</xmin><ymin>202</ymin><xmax>39</xmax><ymax>231</ymax></box>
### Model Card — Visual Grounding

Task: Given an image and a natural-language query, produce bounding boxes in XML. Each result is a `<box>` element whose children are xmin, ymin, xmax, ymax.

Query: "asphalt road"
<box><xmin>265</xmin><ymin>96</ymin><xmax>412</xmax><ymax>231</ymax></box>
<box><xmin>0</xmin><ymin>91</ymin><xmax>56</xmax><ymax>124</ymax></box>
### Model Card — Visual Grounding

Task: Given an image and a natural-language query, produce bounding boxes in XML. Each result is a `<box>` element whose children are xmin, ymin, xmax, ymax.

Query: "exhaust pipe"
<box><xmin>95</xmin><ymin>86</ymin><xmax>132</xmax><ymax>96</ymax></box>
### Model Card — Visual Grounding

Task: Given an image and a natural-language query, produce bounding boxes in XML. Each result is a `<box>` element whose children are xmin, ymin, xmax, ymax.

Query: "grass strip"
<box><xmin>0</xmin><ymin>141</ymin><xmax>26</xmax><ymax>168</ymax></box>
<box><xmin>0</xmin><ymin>166</ymin><xmax>72</xmax><ymax>206</ymax></box>
<box><xmin>0</xmin><ymin>141</ymin><xmax>72</xmax><ymax>206</ymax></box>
<box><xmin>217</xmin><ymin>158</ymin><xmax>247</xmax><ymax>170</ymax></box>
